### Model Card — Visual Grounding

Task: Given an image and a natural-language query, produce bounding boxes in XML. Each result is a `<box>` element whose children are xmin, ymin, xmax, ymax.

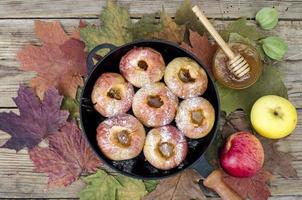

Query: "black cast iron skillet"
<box><xmin>80</xmin><ymin>40</ymin><xmax>242</xmax><ymax>200</ymax></box>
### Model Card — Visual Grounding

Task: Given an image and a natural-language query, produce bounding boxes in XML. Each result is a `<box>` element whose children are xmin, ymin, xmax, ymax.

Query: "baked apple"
<box><xmin>164</xmin><ymin>57</ymin><xmax>208</xmax><ymax>99</ymax></box>
<box><xmin>132</xmin><ymin>82</ymin><xmax>178</xmax><ymax>127</ymax></box>
<box><xmin>92</xmin><ymin>73</ymin><xmax>134</xmax><ymax>117</ymax></box>
<box><xmin>119</xmin><ymin>47</ymin><xmax>165</xmax><ymax>88</ymax></box>
<box><xmin>96</xmin><ymin>114</ymin><xmax>146</xmax><ymax>160</ymax></box>
<box><xmin>175</xmin><ymin>97</ymin><xmax>215</xmax><ymax>139</ymax></box>
<box><xmin>143</xmin><ymin>125</ymin><xmax>188</xmax><ymax>170</ymax></box>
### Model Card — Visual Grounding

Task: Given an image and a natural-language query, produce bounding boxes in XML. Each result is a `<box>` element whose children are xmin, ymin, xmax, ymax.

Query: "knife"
<box><xmin>192</xmin><ymin>156</ymin><xmax>242</xmax><ymax>200</ymax></box>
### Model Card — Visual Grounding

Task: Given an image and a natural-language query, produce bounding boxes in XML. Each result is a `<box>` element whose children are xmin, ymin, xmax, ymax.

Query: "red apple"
<box><xmin>220</xmin><ymin>132</ymin><xmax>264</xmax><ymax>177</ymax></box>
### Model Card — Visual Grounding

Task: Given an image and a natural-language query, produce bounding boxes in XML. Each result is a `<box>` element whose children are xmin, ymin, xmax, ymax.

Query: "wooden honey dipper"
<box><xmin>192</xmin><ymin>6</ymin><xmax>250</xmax><ymax>78</ymax></box>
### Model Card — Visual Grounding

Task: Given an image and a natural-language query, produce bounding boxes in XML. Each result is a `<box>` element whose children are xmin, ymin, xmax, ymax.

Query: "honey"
<box><xmin>213</xmin><ymin>42</ymin><xmax>262</xmax><ymax>89</ymax></box>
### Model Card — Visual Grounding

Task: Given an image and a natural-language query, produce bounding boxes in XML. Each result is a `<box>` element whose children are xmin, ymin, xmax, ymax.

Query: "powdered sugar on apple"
<box><xmin>132</xmin><ymin>82</ymin><xmax>178</xmax><ymax>127</ymax></box>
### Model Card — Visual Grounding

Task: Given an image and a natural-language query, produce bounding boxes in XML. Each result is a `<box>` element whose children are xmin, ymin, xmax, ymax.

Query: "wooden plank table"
<box><xmin>0</xmin><ymin>0</ymin><xmax>301</xmax><ymax>199</ymax></box>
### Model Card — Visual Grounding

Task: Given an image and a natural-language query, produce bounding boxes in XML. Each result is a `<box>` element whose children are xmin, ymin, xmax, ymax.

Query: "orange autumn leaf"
<box><xmin>181</xmin><ymin>30</ymin><xmax>218</xmax><ymax>76</ymax></box>
<box><xmin>17</xmin><ymin>20</ymin><xmax>87</xmax><ymax>99</ymax></box>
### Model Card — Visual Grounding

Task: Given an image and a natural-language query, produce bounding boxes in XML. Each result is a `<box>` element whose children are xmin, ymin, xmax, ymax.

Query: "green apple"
<box><xmin>251</xmin><ymin>95</ymin><xmax>297</xmax><ymax>139</ymax></box>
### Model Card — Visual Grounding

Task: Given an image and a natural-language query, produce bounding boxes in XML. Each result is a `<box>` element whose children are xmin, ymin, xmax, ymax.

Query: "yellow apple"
<box><xmin>251</xmin><ymin>95</ymin><xmax>297</xmax><ymax>139</ymax></box>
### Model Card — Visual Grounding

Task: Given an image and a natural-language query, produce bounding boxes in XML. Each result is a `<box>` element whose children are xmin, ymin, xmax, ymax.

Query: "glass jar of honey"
<box><xmin>213</xmin><ymin>42</ymin><xmax>262</xmax><ymax>89</ymax></box>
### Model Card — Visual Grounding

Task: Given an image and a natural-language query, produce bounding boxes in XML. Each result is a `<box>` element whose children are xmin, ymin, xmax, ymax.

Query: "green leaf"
<box><xmin>61</xmin><ymin>96</ymin><xmax>79</xmax><ymax>119</ymax></box>
<box><xmin>143</xmin><ymin>180</ymin><xmax>159</xmax><ymax>193</ymax></box>
<box><xmin>175</xmin><ymin>0</ymin><xmax>205</xmax><ymax>35</ymax></box>
<box><xmin>228</xmin><ymin>32</ymin><xmax>266</xmax><ymax>60</ymax></box>
<box><xmin>218</xmin><ymin>65</ymin><xmax>288</xmax><ymax>115</ymax></box>
<box><xmin>80</xmin><ymin>0</ymin><xmax>132</xmax><ymax>53</ymax></box>
<box><xmin>228</xmin><ymin>32</ymin><xmax>255</xmax><ymax>46</ymax></box>
<box><xmin>80</xmin><ymin>170</ymin><xmax>122</xmax><ymax>200</ymax></box>
<box><xmin>130</xmin><ymin>14</ymin><xmax>162</xmax><ymax>40</ymax></box>
<box><xmin>80</xmin><ymin>170</ymin><xmax>147</xmax><ymax>200</ymax></box>
<box><xmin>221</xmin><ymin>18</ymin><xmax>263</xmax><ymax>42</ymax></box>
<box><xmin>115</xmin><ymin>175</ymin><xmax>147</xmax><ymax>200</ymax></box>
<box><xmin>61</xmin><ymin>87</ymin><xmax>82</xmax><ymax>119</ymax></box>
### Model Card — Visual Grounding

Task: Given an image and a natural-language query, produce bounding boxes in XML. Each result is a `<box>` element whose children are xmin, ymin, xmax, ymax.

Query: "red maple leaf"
<box><xmin>29</xmin><ymin>122</ymin><xmax>101</xmax><ymax>188</ymax></box>
<box><xmin>180</xmin><ymin>30</ymin><xmax>218</xmax><ymax>77</ymax></box>
<box><xmin>71</xmin><ymin>20</ymin><xmax>87</xmax><ymax>39</ymax></box>
<box><xmin>17</xmin><ymin>20</ymin><xmax>87</xmax><ymax>99</ymax></box>
<box><xmin>222</xmin><ymin>169</ymin><xmax>272</xmax><ymax>200</ymax></box>
<box><xmin>0</xmin><ymin>86</ymin><xmax>68</xmax><ymax>151</ymax></box>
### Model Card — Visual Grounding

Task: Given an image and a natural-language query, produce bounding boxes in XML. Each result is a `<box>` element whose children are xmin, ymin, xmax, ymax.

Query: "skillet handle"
<box><xmin>192</xmin><ymin>156</ymin><xmax>242</xmax><ymax>200</ymax></box>
<box><xmin>87</xmin><ymin>43</ymin><xmax>117</xmax><ymax>75</ymax></box>
<box><xmin>203</xmin><ymin>170</ymin><xmax>242</xmax><ymax>200</ymax></box>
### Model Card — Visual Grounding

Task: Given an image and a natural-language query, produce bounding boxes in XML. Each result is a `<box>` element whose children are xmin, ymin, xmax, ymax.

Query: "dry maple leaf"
<box><xmin>222</xmin><ymin>110</ymin><xmax>297</xmax><ymax>178</ymax></box>
<box><xmin>34</xmin><ymin>20</ymin><xmax>69</xmax><ymax>45</ymax></box>
<box><xmin>17</xmin><ymin>20</ymin><xmax>87</xmax><ymax>99</ymax></box>
<box><xmin>29</xmin><ymin>122</ymin><xmax>101</xmax><ymax>188</ymax></box>
<box><xmin>222</xmin><ymin>169</ymin><xmax>272</xmax><ymax>200</ymax></box>
<box><xmin>0</xmin><ymin>86</ymin><xmax>68</xmax><ymax>151</ymax></box>
<box><xmin>149</xmin><ymin>9</ymin><xmax>185</xmax><ymax>44</ymax></box>
<box><xmin>221</xmin><ymin>110</ymin><xmax>253</xmax><ymax>139</ymax></box>
<box><xmin>144</xmin><ymin>169</ymin><xmax>206</xmax><ymax>200</ymax></box>
<box><xmin>259</xmin><ymin>136</ymin><xmax>298</xmax><ymax>179</ymax></box>
<box><xmin>180</xmin><ymin>30</ymin><xmax>218</xmax><ymax>76</ymax></box>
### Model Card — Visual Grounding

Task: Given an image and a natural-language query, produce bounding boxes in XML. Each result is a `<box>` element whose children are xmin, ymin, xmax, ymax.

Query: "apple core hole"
<box><xmin>117</xmin><ymin>130</ymin><xmax>131</xmax><ymax>147</ymax></box>
<box><xmin>147</xmin><ymin>95</ymin><xmax>164</xmax><ymax>108</ymax></box>
<box><xmin>190</xmin><ymin>109</ymin><xmax>204</xmax><ymax>126</ymax></box>
<box><xmin>138</xmin><ymin>60</ymin><xmax>148</xmax><ymax>71</ymax></box>
<box><xmin>158</xmin><ymin>142</ymin><xmax>174</xmax><ymax>158</ymax></box>
<box><xmin>178</xmin><ymin>68</ymin><xmax>195</xmax><ymax>83</ymax></box>
<box><xmin>107</xmin><ymin>88</ymin><xmax>122</xmax><ymax>100</ymax></box>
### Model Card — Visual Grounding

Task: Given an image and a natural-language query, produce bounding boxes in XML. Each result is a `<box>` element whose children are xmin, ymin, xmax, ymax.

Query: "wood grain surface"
<box><xmin>0</xmin><ymin>0</ymin><xmax>301</xmax><ymax>19</ymax></box>
<box><xmin>0</xmin><ymin>0</ymin><xmax>301</xmax><ymax>199</ymax></box>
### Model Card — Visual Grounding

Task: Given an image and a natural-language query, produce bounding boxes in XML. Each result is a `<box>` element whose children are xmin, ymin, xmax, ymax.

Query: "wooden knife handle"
<box><xmin>203</xmin><ymin>170</ymin><xmax>243</xmax><ymax>200</ymax></box>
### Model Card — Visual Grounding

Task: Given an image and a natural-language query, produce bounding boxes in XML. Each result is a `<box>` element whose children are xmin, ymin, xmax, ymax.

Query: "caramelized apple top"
<box><xmin>158</xmin><ymin>142</ymin><xmax>174</xmax><ymax>158</ymax></box>
<box><xmin>147</xmin><ymin>95</ymin><xmax>164</xmax><ymax>108</ymax></box>
<box><xmin>178</xmin><ymin>68</ymin><xmax>195</xmax><ymax>83</ymax></box>
<box><xmin>137</xmin><ymin>60</ymin><xmax>148</xmax><ymax>71</ymax></box>
<box><xmin>190</xmin><ymin>109</ymin><xmax>205</xmax><ymax>126</ymax></box>
<box><xmin>107</xmin><ymin>88</ymin><xmax>122</xmax><ymax>100</ymax></box>
<box><xmin>116</xmin><ymin>130</ymin><xmax>131</xmax><ymax>147</ymax></box>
